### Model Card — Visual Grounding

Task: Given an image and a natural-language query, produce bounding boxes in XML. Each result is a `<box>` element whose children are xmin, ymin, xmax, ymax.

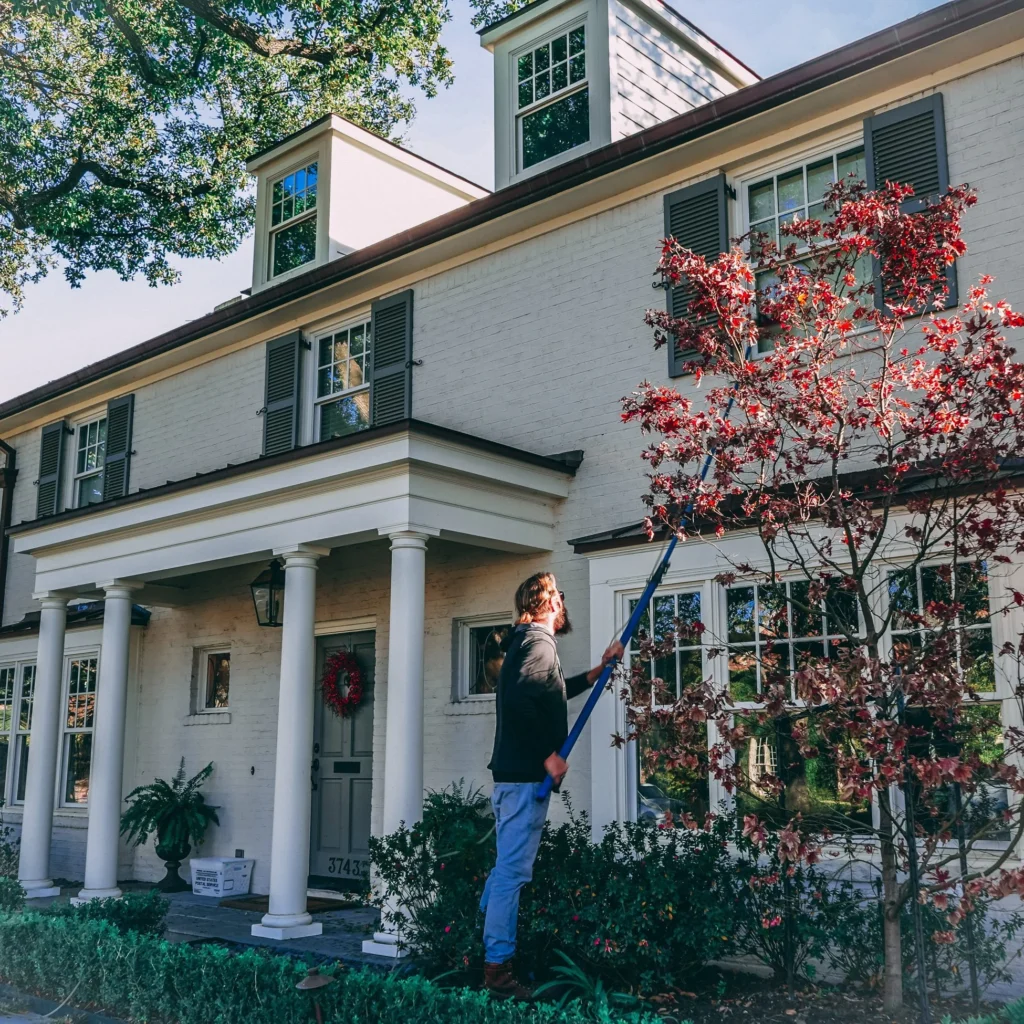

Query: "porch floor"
<box><xmin>34</xmin><ymin>886</ymin><xmax>400</xmax><ymax>970</ymax></box>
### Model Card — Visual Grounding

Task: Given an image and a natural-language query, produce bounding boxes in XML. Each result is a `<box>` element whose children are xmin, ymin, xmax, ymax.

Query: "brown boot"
<box><xmin>483</xmin><ymin>961</ymin><xmax>533</xmax><ymax>1000</ymax></box>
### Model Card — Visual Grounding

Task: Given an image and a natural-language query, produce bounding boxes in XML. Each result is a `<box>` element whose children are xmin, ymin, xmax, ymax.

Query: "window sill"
<box><xmin>183</xmin><ymin>712</ymin><xmax>231</xmax><ymax>726</ymax></box>
<box><xmin>445</xmin><ymin>698</ymin><xmax>496</xmax><ymax>717</ymax></box>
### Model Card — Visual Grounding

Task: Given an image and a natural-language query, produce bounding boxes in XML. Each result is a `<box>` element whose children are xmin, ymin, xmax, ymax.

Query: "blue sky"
<box><xmin>0</xmin><ymin>0</ymin><xmax>940</xmax><ymax>404</ymax></box>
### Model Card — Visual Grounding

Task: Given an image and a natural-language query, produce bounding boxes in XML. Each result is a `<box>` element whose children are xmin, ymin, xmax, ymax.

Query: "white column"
<box><xmin>75</xmin><ymin>581</ymin><xmax>141</xmax><ymax>903</ymax></box>
<box><xmin>363</xmin><ymin>528</ymin><xmax>431</xmax><ymax>958</ymax></box>
<box><xmin>253</xmin><ymin>545</ymin><xmax>328</xmax><ymax>940</ymax></box>
<box><xmin>18</xmin><ymin>595</ymin><xmax>68</xmax><ymax>899</ymax></box>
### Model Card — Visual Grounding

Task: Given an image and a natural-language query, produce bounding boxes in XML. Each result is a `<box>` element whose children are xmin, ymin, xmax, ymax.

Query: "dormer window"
<box><xmin>516</xmin><ymin>23</ymin><xmax>589</xmax><ymax>171</ymax></box>
<box><xmin>270</xmin><ymin>162</ymin><xmax>318</xmax><ymax>278</ymax></box>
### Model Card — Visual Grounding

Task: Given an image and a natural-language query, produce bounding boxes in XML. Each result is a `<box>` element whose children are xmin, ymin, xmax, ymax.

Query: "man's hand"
<box><xmin>586</xmin><ymin>641</ymin><xmax>625</xmax><ymax>685</ymax></box>
<box><xmin>544</xmin><ymin>752</ymin><xmax>569</xmax><ymax>785</ymax></box>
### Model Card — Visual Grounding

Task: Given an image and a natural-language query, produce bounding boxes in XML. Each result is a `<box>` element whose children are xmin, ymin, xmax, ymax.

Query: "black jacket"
<box><xmin>488</xmin><ymin>623</ymin><xmax>591</xmax><ymax>783</ymax></box>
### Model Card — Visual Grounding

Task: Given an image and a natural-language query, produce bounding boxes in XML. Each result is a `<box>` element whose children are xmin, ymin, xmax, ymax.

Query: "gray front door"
<box><xmin>309</xmin><ymin>632</ymin><xmax>375</xmax><ymax>884</ymax></box>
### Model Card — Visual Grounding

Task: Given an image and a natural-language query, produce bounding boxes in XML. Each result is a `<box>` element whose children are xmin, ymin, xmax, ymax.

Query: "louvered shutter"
<box><xmin>36</xmin><ymin>421</ymin><xmax>66</xmax><ymax>518</ymax></box>
<box><xmin>662</xmin><ymin>174</ymin><xmax>729</xmax><ymax>377</ymax></box>
<box><xmin>262</xmin><ymin>331</ymin><xmax>302</xmax><ymax>456</ymax></box>
<box><xmin>864</xmin><ymin>93</ymin><xmax>957</xmax><ymax>308</ymax></box>
<box><xmin>370</xmin><ymin>290</ymin><xmax>413</xmax><ymax>426</ymax></box>
<box><xmin>102</xmin><ymin>394</ymin><xmax>135</xmax><ymax>502</ymax></box>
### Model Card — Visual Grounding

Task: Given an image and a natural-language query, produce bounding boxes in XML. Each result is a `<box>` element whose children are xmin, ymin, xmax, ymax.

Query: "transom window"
<box><xmin>270</xmin><ymin>162</ymin><xmax>318</xmax><ymax>278</ymax></box>
<box><xmin>74</xmin><ymin>417</ymin><xmax>106</xmax><ymax>507</ymax></box>
<box><xmin>746</xmin><ymin>146</ymin><xmax>870</xmax><ymax>353</ymax></box>
<box><xmin>62</xmin><ymin>656</ymin><xmax>98</xmax><ymax>806</ymax></box>
<box><xmin>316</xmin><ymin>320</ymin><xmax>372</xmax><ymax>440</ymax></box>
<box><xmin>516</xmin><ymin>25</ymin><xmax>589</xmax><ymax>170</ymax></box>
<box><xmin>726</xmin><ymin>580</ymin><xmax>857</xmax><ymax>703</ymax></box>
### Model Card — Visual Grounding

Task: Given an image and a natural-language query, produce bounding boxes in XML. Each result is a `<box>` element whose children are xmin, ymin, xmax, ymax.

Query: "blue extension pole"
<box><xmin>536</xmin><ymin>346</ymin><xmax>751</xmax><ymax>801</ymax></box>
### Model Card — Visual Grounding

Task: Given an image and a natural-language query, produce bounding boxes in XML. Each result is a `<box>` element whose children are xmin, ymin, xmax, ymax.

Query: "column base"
<box><xmin>21</xmin><ymin>880</ymin><xmax>61</xmax><ymax>899</ymax></box>
<box><xmin>362</xmin><ymin>931</ymin><xmax>410</xmax><ymax>958</ymax></box>
<box><xmin>72</xmin><ymin>887</ymin><xmax>122</xmax><ymax>905</ymax></box>
<box><xmin>251</xmin><ymin>912</ymin><xmax>323</xmax><ymax>940</ymax></box>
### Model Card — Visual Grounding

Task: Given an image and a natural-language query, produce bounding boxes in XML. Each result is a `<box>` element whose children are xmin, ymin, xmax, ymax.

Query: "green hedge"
<box><xmin>0</xmin><ymin>912</ymin><xmax>659</xmax><ymax>1024</ymax></box>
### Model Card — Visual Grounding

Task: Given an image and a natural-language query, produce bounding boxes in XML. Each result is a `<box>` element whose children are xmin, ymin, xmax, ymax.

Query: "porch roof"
<box><xmin>11</xmin><ymin>421</ymin><xmax>578</xmax><ymax>595</ymax></box>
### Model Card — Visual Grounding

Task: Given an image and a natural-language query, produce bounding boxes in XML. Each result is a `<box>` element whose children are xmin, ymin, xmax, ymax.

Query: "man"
<box><xmin>481</xmin><ymin>571</ymin><xmax>623</xmax><ymax>998</ymax></box>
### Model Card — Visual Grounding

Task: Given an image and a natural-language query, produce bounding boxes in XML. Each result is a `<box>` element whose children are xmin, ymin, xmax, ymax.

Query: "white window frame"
<box><xmin>191</xmin><ymin>646</ymin><xmax>232</xmax><ymax>714</ymax></box>
<box><xmin>512</xmin><ymin>18</ymin><xmax>590</xmax><ymax>176</ymax></box>
<box><xmin>0</xmin><ymin>661</ymin><xmax>17</xmax><ymax>807</ymax></box>
<box><xmin>69</xmin><ymin>411</ymin><xmax>107</xmax><ymax>509</ymax></box>
<box><xmin>453</xmin><ymin>612</ymin><xmax>514</xmax><ymax>703</ymax></box>
<box><xmin>59</xmin><ymin>651</ymin><xmax>99</xmax><ymax>810</ymax></box>
<box><xmin>12</xmin><ymin>662</ymin><xmax>35</xmax><ymax>805</ymax></box>
<box><xmin>736</xmin><ymin>134</ymin><xmax>869</xmax><ymax>357</ymax></box>
<box><xmin>308</xmin><ymin>313</ymin><xmax>373</xmax><ymax>443</ymax></box>
<box><xmin>268</xmin><ymin>158</ymin><xmax>319</xmax><ymax>281</ymax></box>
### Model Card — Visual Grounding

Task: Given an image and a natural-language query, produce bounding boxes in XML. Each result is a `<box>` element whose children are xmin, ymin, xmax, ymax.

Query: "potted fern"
<box><xmin>120</xmin><ymin>759</ymin><xmax>219</xmax><ymax>892</ymax></box>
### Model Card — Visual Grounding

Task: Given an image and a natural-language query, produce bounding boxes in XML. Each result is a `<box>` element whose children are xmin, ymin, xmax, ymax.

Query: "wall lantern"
<box><xmin>250</xmin><ymin>559</ymin><xmax>285</xmax><ymax>627</ymax></box>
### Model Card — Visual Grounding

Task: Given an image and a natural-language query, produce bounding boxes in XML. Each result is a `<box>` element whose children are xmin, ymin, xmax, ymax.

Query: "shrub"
<box><xmin>941</xmin><ymin>998</ymin><xmax>1024</xmax><ymax>1023</ymax></box>
<box><xmin>0</xmin><ymin>876</ymin><xmax>25</xmax><ymax>914</ymax></box>
<box><xmin>43</xmin><ymin>889</ymin><xmax>169</xmax><ymax>936</ymax></box>
<box><xmin>0</xmin><ymin>912</ymin><xmax>658</xmax><ymax>1024</ymax></box>
<box><xmin>371</xmin><ymin>787</ymin><xmax>744</xmax><ymax>993</ymax></box>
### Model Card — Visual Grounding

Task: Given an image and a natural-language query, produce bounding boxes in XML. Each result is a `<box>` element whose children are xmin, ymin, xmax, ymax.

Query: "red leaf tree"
<box><xmin>622</xmin><ymin>178</ymin><xmax>1024</xmax><ymax>1009</ymax></box>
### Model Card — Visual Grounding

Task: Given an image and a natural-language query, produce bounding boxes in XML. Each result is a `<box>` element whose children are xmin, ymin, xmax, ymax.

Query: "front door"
<box><xmin>309</xmin><ymin>632</ymin><xmax>375</xmax><ymax>886</ymax></box>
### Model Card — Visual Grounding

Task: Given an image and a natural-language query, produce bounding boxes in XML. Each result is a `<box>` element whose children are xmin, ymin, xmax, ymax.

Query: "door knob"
<box><xmin>312</xmin><ymin>758</ymin><xmax>320</xmax><ymax>772</ymax></box>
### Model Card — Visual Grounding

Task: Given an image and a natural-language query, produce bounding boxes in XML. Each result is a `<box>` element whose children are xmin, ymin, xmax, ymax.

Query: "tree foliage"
<box><xmin>0</xmin><ymin>0</ymin><xmax>455</xmax><ymax>313</ymax></box>
<box><xmin>622</xmin><ymin>178</ymin><xmax>1024</xmax><ymax>1010</ymax></box>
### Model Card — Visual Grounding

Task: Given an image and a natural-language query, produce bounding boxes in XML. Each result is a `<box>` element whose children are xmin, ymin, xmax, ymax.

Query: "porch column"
<box><xmin>253</xmin><ymin>545</ymin><xmax>329</xmax><ymax>940</ymax></box>
<box><xmin>363</xmin><ymin>528</ymin><xmax>431</xmax><ymax>958</ymax></box>
<box><xmin>76</xmin><ymin>580</ymin><xmax>141</xmax><ymax>903</ymax></box>
<box><xmin>18</xmin><ymin>594</ymin><xmax>68</xmax><ymax>898</ymax></box>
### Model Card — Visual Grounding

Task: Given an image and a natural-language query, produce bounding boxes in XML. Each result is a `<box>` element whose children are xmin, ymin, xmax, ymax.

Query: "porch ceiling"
<box><xmin>11</xmin><ymin>422</ymin><xmax>575</xmax><ymax>594</ymax></box>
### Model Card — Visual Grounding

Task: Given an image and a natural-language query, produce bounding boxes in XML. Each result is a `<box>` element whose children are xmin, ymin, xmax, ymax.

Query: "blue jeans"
<box><xmin>480</xmin><ymin>782</ymin><xmax>551</xmax><ymax>964</ymax></box>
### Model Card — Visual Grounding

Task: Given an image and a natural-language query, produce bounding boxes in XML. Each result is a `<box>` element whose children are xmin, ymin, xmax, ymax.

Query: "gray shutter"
<box><xmin>263</xmin><ymin>331</ymin><xmax>302</xmax><ymax>456</ymax></box>
<box><xmin>370</xmin><ymin>290</ymin><xmax>413</xmax><ymax>426</ymax></box>
<box><xmin>864</xmin><ymin>93</ymin><xmax>957</xmax><ymax>307</ymax></box>
<box><xmin>36</xmin><ymin>421</ymin><xmax>66</xmax><ymax>518</ymax></box>
<box><xmin>662</xmin><ymin>174</ymin><xmax>729</xmax><ymax>377</ymax></box>
<box><xmin>102</xmin><ymin>394</ymin><xmax>135</xmax><ymax>502</ymax></box>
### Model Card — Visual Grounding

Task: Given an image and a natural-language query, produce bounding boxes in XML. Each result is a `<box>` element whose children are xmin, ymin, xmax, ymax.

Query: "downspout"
<box><xmin>0</xmin><ymin>438</ymin><xmax>16</xmax><ymax>629</ymax></box>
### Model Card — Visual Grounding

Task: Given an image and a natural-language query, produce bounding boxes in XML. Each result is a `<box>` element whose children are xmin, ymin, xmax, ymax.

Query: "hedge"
<box><xmin>0</xmin><ymin>912</ymin><xmax>660</xmax><ymax>1024</ymax></box>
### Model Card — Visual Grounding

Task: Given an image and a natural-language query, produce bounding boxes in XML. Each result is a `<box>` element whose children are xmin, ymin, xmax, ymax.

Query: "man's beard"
<box><xmin>555</xmin><ymin>605</ymin><xmax>572</xmax><ymax>635</ymax></box>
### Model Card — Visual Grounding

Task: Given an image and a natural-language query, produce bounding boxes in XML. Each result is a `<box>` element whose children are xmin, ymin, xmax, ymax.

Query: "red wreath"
<box><xmin>321</xmin><ymin>651</ymin><xmax>364</xmax><ymax>718</ymax></box>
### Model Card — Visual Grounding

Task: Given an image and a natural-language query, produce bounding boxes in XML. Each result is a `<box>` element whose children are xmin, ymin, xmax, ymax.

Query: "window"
<box><xmin>627</xmin><ymin>589</ymin><xmax>711</xmax><ymax>823</ymax></box>
<box><xmin>0</xmin><ymin>662</ymin><xmax>36</xmax><ymax>806</ymax></box>
<box><xmin>62</xmin><ymin>656</ymin><xmax>97</xmax><ymax>806</ymax></box>
<box><xmin>455</xmin><ymin>617</ymin><xmax>512</xmax><ymax>700</ymax></box>
<box><xmin>746</xmin><ymin>146</ymin><xmax>871</xmax><ymax>352</ymax></box>
<box><xmin>726</xmin><ymin>580</ymin><xmax>857</xmax><ymax>703</ymax></box>
<box><xmin>14</xmin><ymin>665</ymin><xmax>34</xmax><ymax>803</ymax></box>
<box><xmin>73</xmin><ymin>417</ymin><xmax>106</xmax><ymax>507</ymax></box>
<box><xmin>316</xmin><ymin>320</ymin><xmax>372</xmax><ymax>439</ymax></box>
<box><xmin>516</xmin><ymin>25</ymin><xmax>588</xmax><ymax>170</ymax></box>
<box><xmin>204</xmin><ymin>652</ymin><xmax>230</xmax><ymax>710</ymax></box>
<box><xmin>270</xmin><ymin>162</ymin><xmax>318</xmax><ymax>278</ymax></box>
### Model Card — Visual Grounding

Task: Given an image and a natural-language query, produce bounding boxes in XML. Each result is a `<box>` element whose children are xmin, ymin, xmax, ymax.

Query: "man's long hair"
<box><xmin>514</xmin><ymin>572</ymin><xmax>557</xmax><ymax>624</ymax></box>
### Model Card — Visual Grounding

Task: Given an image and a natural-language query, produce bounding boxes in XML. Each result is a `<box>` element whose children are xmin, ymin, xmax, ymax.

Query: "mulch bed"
<box><xmin>643</xmin><ymin>970</ymin><xmax>999</xmax><ymax>1023</ymax></box>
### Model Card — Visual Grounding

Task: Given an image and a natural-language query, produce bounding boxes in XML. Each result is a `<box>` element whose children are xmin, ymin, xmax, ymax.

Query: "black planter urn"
<box><xmin>154</xmin><ymin>835</ymin><xmax>192</xmax><ymax>893</ymax></box>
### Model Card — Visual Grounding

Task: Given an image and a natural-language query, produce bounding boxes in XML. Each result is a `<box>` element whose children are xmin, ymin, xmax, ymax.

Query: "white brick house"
<box><xmin>1</xmin><ymin>0</ymin><xmax>1024</xmax><ymax>951</ymax></box>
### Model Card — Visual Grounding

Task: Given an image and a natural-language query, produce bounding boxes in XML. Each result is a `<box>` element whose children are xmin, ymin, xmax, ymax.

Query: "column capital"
<box><xmin>32</xmin><ymin>591</ymin><xmax>74</xmax><ymax>609</ymax></box>
<box><xmin>378</xmin><ymin>525</ymin><xmax>439</xmax><ymax>548</ymax></box>
<box><xmin>96</xmin><ymin>579</ymin><xmax>145</xmax><ymax>599</ymax></box>
<box><xmin>273</xmin><ymin>544</ymin><xmax>331</xmax><ymax>567</ymax></box>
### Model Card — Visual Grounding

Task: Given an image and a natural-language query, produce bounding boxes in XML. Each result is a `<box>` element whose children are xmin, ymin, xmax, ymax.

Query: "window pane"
<box><xmin>320</xmin><ymin>392</ymin><xmax>371</xmax><ymax>440</ymax></box>
<box><xmin>469</xmin><ymin>624</ymin><xmax>511</xmax><ymax>696</ymax></box>
<box><xmin>569</xmin><ymin>53</ymin><xmax>585</xmax><ymax>83</ymax></box>
<box><xmin>534</xmin><ymin>43</ymin><xmax>549</xmax><ymax>72</ymax></box>
<box><xmin>638</xmin><ymin>721</ymin><xmax>709</xmax><ymax>824</ymax></box>
<box><xmin>777</xmin><ymin>169</ymin><xmax>805</xmax><ymax>213</ymax></box>
<box><xmin>788</xmin><ymin>581</ymin><xmax>819</xmax><ymax>638</ymax></box>
<box><xmin>653</xmin><ymin>594</ymin><xmax>675</xmax><ymax>642</ymax></box>
<box><xmin>759</xmin><ymin>584</ymin><xmax>788</xmax><ymax>639</ymax></box>
<box><xmin>727</xmin><ymin>587</ymin><xmax>755</xmax><ymax>643</ymax></box>
<box><xmin>77</xmin><ymin>473</ymin><xmax>105</xmax><ymax>508</ymax></box>
<box><xmin>0</xmin><ymin>736</ymin><xmax>7</xmax><ymax>801</ymax></box>
<box><xmin>679</xmin><ymin>648</ymin><xmax>703</xmax><ymax>690</ymax></box>
<box><xmin>806</xmin><ymin>157</ymin><xmax>834</xmax><ymax>203</ymax></box>
<box><xmin>552</xmin><ymin>34</ymin><xmax>567</xmax><ymax>63</ymax></box>
<box><xmin>552</xmin><ymin>63</ymin><xmax>567</xmax><ymax>92</ymax></box>
<box><xmin>748</xmin><ymin>180</ymin><xmax>775</xmax><ymax>223</ymax></box>
<box><xmin>825</xmin><ymin>584</ymin><xmax>858</xmax><ymax>636</ymax></box>
<box><xmin>272</xmin><ymin>215</ymin><xmax>317</xmax><ymax>277</ymax></box>
<box><xmin>836</xmin><ymin>147</ymin><xmax>865</xmax><ymax>185</ymax></box>
<box><xmin>569</xmin><ymin>25</ymin><xmax>585</xmax><ymax>54</ymax></box>
<box><xmin>958</xmin><ymin>562</ymin><xmax>990</xmax><ymax>622</ymax></box>
<box><xmin>205</xmin><ymin>653</ymin><xmax>231</xmax><ymax>709</ymax></box>
<box><xmin>15</xmin><ymin>735</ymin><xmax>29</xmax><ymax>802</ymax></box>
<box><xmin>518</xmin><ymin>80</ymin><xmax>533</xmax><ymax>108</ymax></box>
<box><xmin>19</xmin><ymin>665</ymin><xmax>35</xmax><ymax>731</ymax></box>
<box><xmin>0</xmin><ymin>667</ymin><xmax>13</xmax><ymax>732</ymax></box>
<box><xmin>963</xmin><ymin>629</ymin><xmax>995</xmax><ymax>693</ymax></box>
<box><xmin>518</xmin><ymin>52</ymin><xmax>532</xmax><ymax>81</ymax></box>
<box><xmin>888</xmin><ymin>568</ymin><xmax>918</xmax><ymax>630</ymax></box>
<box><xmin>535</xmin><ymin>70</ymin><xmax>550</xmax><ymax>100</ymax></box>
<box><xmin>728</xmin><ymin>648</ymin><xmax>759</xmax><ymax>702</ymax></box>
<box><xmin>629</xmin><ymin>597</ymin><xmax>651</xmax><ymax>638</ymax></box>
<box><xmin>64</xmin><ymin>733</ymin><xmax>92</xmax><ymax>804</ymax></box>
<box><xmin>67</xmin><ymin>658</ymin><xmax>97</xmax><ymax>729</ymax></box>
<box><xmin>521</xmin><ymin>88</ymin><xmax>589</xmax><ymax>169</ymax></box>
